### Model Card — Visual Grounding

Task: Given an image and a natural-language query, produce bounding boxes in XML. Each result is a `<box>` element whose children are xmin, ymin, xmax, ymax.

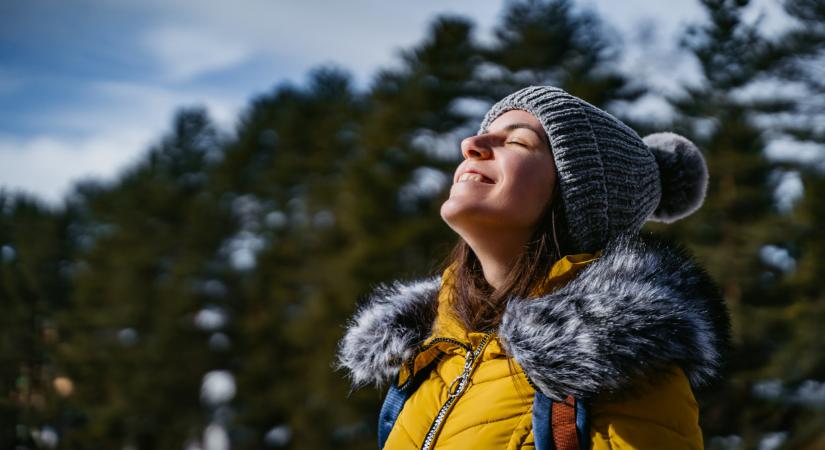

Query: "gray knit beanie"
<box><xmin>479</xmin><ymin>85</ymin><xmax>708</xmax><ymax>253</ymax></box>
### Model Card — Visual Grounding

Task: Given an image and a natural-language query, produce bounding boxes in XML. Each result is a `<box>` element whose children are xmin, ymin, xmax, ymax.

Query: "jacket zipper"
<box><xmin>419</xmin><ymin>331</ymin><xmax>494</xmax><ymax>450</ymax></box>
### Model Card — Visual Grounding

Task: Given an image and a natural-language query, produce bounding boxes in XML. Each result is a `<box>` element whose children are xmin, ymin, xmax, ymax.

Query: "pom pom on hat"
<box><xmin>643</xmin><ymin>132</ymin><xmax>708</xmax><ymax>223</ymax></box>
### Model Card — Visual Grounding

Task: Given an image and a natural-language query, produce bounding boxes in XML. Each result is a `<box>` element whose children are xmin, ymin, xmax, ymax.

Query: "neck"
<box><xmin>461</xmin><ymin>228</ymin><xmax>532</xmax><ymax>290</ymax></box>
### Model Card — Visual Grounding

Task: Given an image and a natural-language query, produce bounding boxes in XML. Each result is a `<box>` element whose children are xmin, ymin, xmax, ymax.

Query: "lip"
<box><xmin>455</xmin><ymin>167</ymin><xmax>496</xmax><ymax>185</ymax></box>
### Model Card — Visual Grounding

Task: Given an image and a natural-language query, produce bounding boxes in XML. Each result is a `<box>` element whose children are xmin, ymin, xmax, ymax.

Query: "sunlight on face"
<box><xmin>441</xmin><ymin>109</ymin><xmax>556</xmax><ymax>235</ymax></box>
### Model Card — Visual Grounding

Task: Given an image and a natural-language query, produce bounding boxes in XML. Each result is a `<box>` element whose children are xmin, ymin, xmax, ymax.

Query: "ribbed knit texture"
<box><xmin>479</xmin><ymin>86</ymin><xmax>661</xmax><ymax>253</ymax></box>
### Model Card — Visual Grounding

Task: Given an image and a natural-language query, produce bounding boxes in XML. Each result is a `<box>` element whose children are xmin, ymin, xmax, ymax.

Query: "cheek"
<box><xmin>505</xmin><ymin>159</ymin><xmax>555</xmax><ymax>213</ymax></box>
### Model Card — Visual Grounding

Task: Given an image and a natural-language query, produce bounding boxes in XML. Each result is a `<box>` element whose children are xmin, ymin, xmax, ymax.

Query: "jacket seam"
<box><xmin>605</xmin><ymin>421</ymin><xmax>699</xmax><ymax>450</ymax></box>
<box><xmin>509</xmin><ymin>409</ymin><xmax>534</xmax><ymax>449</ymax></box>
<box><xmin>598</xmin><ymin>411</ymin><xmax>691</xmax><ymax>438</ymax></box>
<box><xmin>467</xmin><ymin>373</ymin><xmax>528</xmax><ymax>387</ymax></box>
<box><xmin>441</xmin><ymin>408</ymin><xmax>531</xmax><ymax>440</ymax></box>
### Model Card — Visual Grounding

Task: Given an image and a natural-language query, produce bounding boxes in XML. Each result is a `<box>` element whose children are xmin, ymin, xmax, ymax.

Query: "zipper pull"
<box><xmin>446</xmin><ymin>331</ymin><xmax>493</xmax><ymax>398</ymax></box>
<box><xmin>447</xmin><ymin>348</ymin><xmax>475</xmax><ymax>398</ymax></box>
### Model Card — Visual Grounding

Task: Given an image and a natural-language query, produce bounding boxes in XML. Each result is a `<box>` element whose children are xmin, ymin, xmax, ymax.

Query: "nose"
<box><xmin>460</xmin><ymin>135</ymin><xmax>493</xmax><ymax>160</ymax></box>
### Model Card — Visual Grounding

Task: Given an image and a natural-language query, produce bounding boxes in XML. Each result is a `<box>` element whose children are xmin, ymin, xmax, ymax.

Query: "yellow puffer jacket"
<box><xmin>337</xmin><ymin>235</ymin><xmax>730</xmax><ymax>449</ymax></box>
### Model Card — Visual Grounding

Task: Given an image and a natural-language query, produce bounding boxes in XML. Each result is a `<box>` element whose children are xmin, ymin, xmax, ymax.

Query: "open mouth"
<box><xmin>457</xmin><ymin>172</ymin><xmax>495</xmax><ymax>184</ymax></box>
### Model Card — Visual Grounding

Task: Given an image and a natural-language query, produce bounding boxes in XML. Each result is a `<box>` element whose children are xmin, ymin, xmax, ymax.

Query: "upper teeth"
<box><xmin>459</xmin><ymin>173</ymin><xmax>487</xmax><ymax>183</ymax></box>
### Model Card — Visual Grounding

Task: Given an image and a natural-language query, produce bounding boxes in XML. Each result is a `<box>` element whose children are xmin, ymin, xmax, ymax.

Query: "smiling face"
<box><xmin>440</xmin><ymin>109</ymin><xmax>557</xmax><ymax>237</ymax></box>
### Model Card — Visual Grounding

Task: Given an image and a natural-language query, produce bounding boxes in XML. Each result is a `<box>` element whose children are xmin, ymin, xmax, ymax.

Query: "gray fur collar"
<box><xmin>336</xmin><ymin>234</ymin><xmax>730</xmax><ymax>401</ymax></box>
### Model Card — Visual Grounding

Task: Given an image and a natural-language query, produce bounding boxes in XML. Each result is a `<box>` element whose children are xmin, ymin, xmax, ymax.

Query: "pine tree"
<box><xmin>213</xmin><ymin>68</ymin><xmax>369</xmax><ymax>449</ymax></box>
<box><xmin>661</xmin><ymin>0</ymin><xmax>823</xmax><ymax>446</ymax></box>
<box><xmin>482</xmin><ymin>0</ymin><xmax>644</xmax><ymax>107</ymax></box>
<box><xmin>57</xmin><ymin>109</ymin><xmax>237</xmax><ymax>448</ymax></box>
<box><xmin>0</xmin><ymin>192</ymin><xmax>72</xmax><ymax>448</ymax></box>
<box><xmin>736</xmin><ymin>0</ymin><xmax>825</xmax><ymax>447</ymax></box>
<box><xmin>304</xmin><ymin>18</ymin><xmax>485</xmax><ymax>448</ymax></box>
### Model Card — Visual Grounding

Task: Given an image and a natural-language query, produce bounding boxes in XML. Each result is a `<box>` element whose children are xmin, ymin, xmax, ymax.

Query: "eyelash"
<box><xmin>507</xmin><ymin>141</ymin><xmax>527</xmax><ymax>148</ymax></box>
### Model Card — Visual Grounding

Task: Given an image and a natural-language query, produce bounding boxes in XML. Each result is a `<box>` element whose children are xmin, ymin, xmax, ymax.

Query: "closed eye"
<box><xmin>507</xmin><ymin>141</ymin><xmax>527</xmax><ymax>147</ymax></box>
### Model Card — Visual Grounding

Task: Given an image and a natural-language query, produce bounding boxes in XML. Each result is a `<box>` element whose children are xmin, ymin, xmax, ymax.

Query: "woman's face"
<box><xmin>441</xmin><ymin>109</ymin><xmax>556</xmax><ymax>235</ymax></box>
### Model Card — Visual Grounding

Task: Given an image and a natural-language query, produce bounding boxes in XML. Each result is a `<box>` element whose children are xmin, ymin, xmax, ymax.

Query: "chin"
<box><xmin>439</xmin><ymin>199</ymin><xmax>459</xmax><ymax>227</ymax></box>
<box><xmin>440</xmin><ymin>195</ymin><xmax>476</xmax><ymax>220</ymax></box>
<box><xmin>441</xmin><ymin>198</ymin><xmax>493</xmax><ymax>230</ymax></box>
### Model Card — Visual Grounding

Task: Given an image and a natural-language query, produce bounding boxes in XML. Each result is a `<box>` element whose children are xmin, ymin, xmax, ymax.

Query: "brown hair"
<box><xmin>445</xmin><ymin>185</ymin><xmax>574</xmax><ymax>332</ymax></box>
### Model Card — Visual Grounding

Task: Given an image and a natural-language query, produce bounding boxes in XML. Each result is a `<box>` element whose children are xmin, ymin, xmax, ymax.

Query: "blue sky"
<box><xmin>4</xmin><ymin>0</ymin><xmax>793</xmax><ymax>205</ymax></box>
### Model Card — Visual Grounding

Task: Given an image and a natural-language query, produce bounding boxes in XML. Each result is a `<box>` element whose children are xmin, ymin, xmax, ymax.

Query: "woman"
<box><xmin>337</xmin><ymin>86</ymin><xmax>730</xmax><ymax>449</ymax></box>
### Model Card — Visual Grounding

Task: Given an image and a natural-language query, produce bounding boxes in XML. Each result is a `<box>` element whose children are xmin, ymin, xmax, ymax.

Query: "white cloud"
<box><xmin>1</xmin><ymin>1</ymin><xmax>507</xmax><ymax>205</ymax></box>
<box><xmin>142</xmin><ymin>25</ymin><xmax>253</xmax><ymax>82</ymax></box>
<box><xmin>103</xmin><ymin>0</ymin><xmax>504</xmax><ymax>86</ymax></box>
<box><xmin>0</xmin><ymin>131</ymin><xmax>150</xmax><ymax>205</ymax></box>
<box><xmin>89</xmin><ymin>80</ymin><xmax>242</xmax><ymax>130</ymax></box>
<box><xmin>0</xmin><ymin>81</ymin><xmax>245</xmax><ymax>205</ymax></box>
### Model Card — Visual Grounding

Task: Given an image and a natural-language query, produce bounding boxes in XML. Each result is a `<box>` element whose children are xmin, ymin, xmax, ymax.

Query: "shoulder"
<box><xmin>499</xmin><ymin>232</ymin><xmax>731</xmax><ymax>400</ymax></box>
<box><xmin>335</xmin><ymin>277</ymin><xmax>440</xmax><ymax>388</ymax></box>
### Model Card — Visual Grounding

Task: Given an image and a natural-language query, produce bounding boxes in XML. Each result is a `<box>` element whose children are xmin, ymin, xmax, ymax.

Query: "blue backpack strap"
<box><xmin>377</xmin><ymin>360</ymin><xmax>438</xmax><ymax>449</ymax></box>
<box><xmin>532</xmin><ymin>391</ymin><xmax>554</xmax><ymax>450</ymax></box>
<box><xmin>378</xmin><ymin>382</ymin><xmax>410</xmax><ymax>449</ymax></box>
<box><xmin>533</xmin><ymin>391</ymin><xmax>591</xmax><ymax>450</ymax></box>
<box><xmin>575</xmin><ymin>397</ymin><xmax>591</xmax><ymax>449</ymax></box>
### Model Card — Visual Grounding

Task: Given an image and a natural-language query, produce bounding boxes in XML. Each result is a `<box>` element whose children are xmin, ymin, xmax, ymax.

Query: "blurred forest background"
<box><xmin>2</xmin><ymin>0</ymin><xmax>825</xmax><ymax>448</ymax></box>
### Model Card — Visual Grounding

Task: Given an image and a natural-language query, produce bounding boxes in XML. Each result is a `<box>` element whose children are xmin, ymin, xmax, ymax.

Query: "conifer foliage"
<box><xmin>1</xmin><ymin>1</ymin><xmax>824</xmax><ymax>448</ymax></box>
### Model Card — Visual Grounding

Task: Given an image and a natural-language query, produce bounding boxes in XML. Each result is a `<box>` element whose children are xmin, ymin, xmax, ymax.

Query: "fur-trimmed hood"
<box><xmin>336</xmin><ymin>234</ymin><xmax>730</xmax><ymax>401</ymax></box>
